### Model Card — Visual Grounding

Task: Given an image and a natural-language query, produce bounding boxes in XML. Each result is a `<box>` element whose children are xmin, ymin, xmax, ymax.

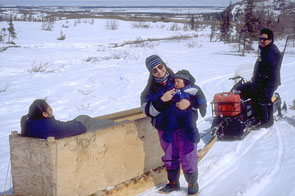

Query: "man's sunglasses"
<box><xmin>259</xmin><ymin>37</ymin><xmax>270</xmax><ymax>41</ymax></box>
<box><xmin>152</xmin><ymin>64</ymin><xmax>165</xmax><ymax>74</ymax></box>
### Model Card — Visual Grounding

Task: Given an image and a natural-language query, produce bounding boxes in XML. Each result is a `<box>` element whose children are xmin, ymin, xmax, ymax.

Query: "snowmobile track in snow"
<box><xmin>197</xmin><ymin>119</ymin><xmax>289</xmax><ymax>196</ymax></box>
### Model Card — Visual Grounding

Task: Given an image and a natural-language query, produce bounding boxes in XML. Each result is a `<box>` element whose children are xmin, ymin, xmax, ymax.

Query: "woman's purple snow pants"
<box><xmin>158</xmin><ymin>129</ymin><xmax>198</xmax><ymax>173</ymax></box>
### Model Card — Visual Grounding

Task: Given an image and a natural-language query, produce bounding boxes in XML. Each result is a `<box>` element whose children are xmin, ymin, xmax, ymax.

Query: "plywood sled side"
<box><xmin>9</xmin><ymin>107</ymin><xmax>216</xmax><ymax>196</ymax></box>
<box><xmin>94</xmin><ymin>135</ymin><xmax>218</xmax><ymax>196</ymax></box>
<box><xmin>9</xmin><ymin>112</ymin><xmax>165</xmax><ymax>196</ymax></box>
<box><xmin>95</xmin><ymin>107</ymin><xmax>146</xmax><ymax>122</ymax></box>
<box><xmin>9</xmin><ymin>131</ymin><xmax>55</xmax><ymax>196</ymax></box>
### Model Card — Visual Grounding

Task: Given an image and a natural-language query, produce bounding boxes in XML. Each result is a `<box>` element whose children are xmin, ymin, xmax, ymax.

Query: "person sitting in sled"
<box><xmin>234</xmin><ymin>28</ymin><xmax>281</xmax><ymax>128</ymax></box>
<box><xmin>164</xmin><ymin>69</ymin><xmax>207</xmax><ymax>144</ymax></box>
<box><xmin>21</xmin><ymin>99</ymin><xmax>87</xmax><ymax>139</ymax></box>
<box><xmin>21</xmin><ymin>99</ymin><xmax>119</xmax><ymax>139</ymax></box>
<box><xmin>140</xmin><ymin>55</ymin><xmax>204</xmax><ymax>195</ymax></box>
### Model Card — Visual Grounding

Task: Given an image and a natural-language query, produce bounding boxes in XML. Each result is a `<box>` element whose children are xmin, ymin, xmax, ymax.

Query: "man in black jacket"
<box><xmin>238</xmin><ymin>28</ymin><xmax>281</xmax><ymax>128</ymax></box>
<box><xmin>236</xmin><ymin>28</ymin><xmax>281</xmax><ymax>128</ymax></box>
<box><xmin>253</xmin><ymin>28</ymin><xmax>281</xmax><ymax>128</ymax></box>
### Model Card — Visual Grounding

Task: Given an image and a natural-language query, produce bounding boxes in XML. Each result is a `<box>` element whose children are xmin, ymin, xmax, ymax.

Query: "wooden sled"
<box><xmin>9</xmin><ymin>107</ymin><xmax>216</xmax><ymax>196</ymax></box>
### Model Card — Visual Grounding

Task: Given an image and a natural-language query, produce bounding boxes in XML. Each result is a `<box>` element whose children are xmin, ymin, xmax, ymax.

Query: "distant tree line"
<box><xmin>1</xmin><ymin>0</ymin><xmax>294</xmax><ymax>50</ymax></box>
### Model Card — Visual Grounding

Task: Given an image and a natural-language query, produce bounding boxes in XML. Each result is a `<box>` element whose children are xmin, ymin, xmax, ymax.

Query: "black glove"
<box><xmin>199</xmin><ymin>106</ymin><xmax>206</xmax><ymax>117</ymax></box>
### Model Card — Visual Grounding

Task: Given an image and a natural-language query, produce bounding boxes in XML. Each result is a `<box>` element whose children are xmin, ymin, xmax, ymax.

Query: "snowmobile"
<box><xmin>211</xmin><ymin>35</ymin><xmax>290</xmax><ymax>140</ymax></box>
<box><xmin>210</xmin><ymin>76</ymin><xmax>255</xmax><ymax>140</ymax></box>
<box><xmin>210</xmin><ymin>75</ymin><xmax>284</xmax><ymax>140</ymax></box>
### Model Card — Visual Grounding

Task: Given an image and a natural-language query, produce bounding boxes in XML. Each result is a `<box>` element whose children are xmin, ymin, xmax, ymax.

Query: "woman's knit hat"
<box><xmin>145</xmin><ymin>55</ymin><xmax>164</xmax><ymax>72</ymax></box>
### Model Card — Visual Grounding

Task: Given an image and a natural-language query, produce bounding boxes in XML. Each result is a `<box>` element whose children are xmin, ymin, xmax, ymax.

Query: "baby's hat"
<box><xmin>174</xmin><ymin>69</ymin><xmax>195</xmax><ymax>84</ymax></box>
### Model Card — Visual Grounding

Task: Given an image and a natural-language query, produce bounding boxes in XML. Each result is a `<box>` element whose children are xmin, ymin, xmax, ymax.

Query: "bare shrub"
<box><xmin>186</xmin><ymin>41</ymin><xmax>197</xmax><ymax>48</ymax></box>
<box><xmin>132</xmin><ymin>22</ymin><xmax>150</xmax><ymax>29</ymax></box>
<box><xmin>77</xmin><ymin>89</ymin><xmax>92</xmax><ymax>95</ymax></box>
<box><xmin>76</xmin><ymin>103</ymin><xmax>90</xmax><ymax>111</ymax></box>
<box><xmin>85</xmin><ymin>55</ymin><xmax>119</xmax><ymax>63</ymax></box>
<box><xmin>62</xmin><ymin>24</ymin><xmax>69</xmax><ymax>28</ymax></box>
<box><xmin>111</xmin><ymin>34</ymin><xmax>198</xmax><ymax>48</ymax></box>
<box><xmin>134</xmin><ymin>42</ymin><xmax>155</xmax><ymax>48</ymax></box>
<box><xmin>27</xmin><ymin>61</ymin><xmax>56</xmax><ymax>73</ymax></box>
<box><xmin>112</xmin><ymin>54</ymin><xmax>121</xmax><ymax>60</ymax></box>
<box><xmin>57</xmin><ymin>30</ymin><xmax>66</xmax><ymax>40</ymax></box>
<box><xmin>74</xmin><ymin>19</ymin><xmax>81</xmax><ymax>27</ymax></box>
<box><xmin>41</xmin><ymin>21</ymin><xmax>54</xmax><ymax>31</ymax></box>
<box><xmin>168</xmin><ymin>23</ymin><xmax>180</xmax><ymax>31</ymax></box>
<box><xmin>105</xmin><ymin>19</ymin><xmax>119</xmax><ymax>30</ymax></box>
<box><xmin>0</xmin><ymin>82</ymin><xmax>8</xmax><ymax>93</ymax></box>
<box><xmin>183</xmin><ymin>24</ymin><xmax>190</xmax><ymax>31</ymax></box>
<box><xmin>85</xmin><ymin>56</ymin><xmax>99</xmax><ymax>62</ymax></box>
<box><xmin>132</xmin><ymin>37</ymin><xmax>155</xmax><ymax>48</ymax></box>
<box><xmin>90</xmin><ymin>18</ymin><xmax>94</xmax><ymax>25</ymax></box>
<box><xmin>290</xmin><ymin>100</ymin><xmax>295</xmax><ymax>110</ymax></box>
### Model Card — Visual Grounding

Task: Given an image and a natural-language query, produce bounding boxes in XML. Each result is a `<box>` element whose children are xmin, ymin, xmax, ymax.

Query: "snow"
<box><xmin>1</xmin><ymin>16</ymin><xmax>295</xmax><ymax>196</ymax></box>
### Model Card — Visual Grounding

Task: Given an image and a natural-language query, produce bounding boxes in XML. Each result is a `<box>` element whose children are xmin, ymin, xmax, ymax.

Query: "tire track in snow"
<box><xmin>238</xmin><ymin>124</ymin><xmax>286</xmax><ymax>196</ymax></box>
<box><xmin>199</xmin><ymin>128</ymin><xmax>270</xmax><ymax>191</ymax></box>
<box><xmin>200</xmin><ymin>73</ymin><xmax>234</xmax><ymax>94</ymax></box>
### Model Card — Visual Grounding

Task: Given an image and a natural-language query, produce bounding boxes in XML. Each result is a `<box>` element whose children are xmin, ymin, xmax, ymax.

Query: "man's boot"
<box><xmin>282</xmin><ymin>101</ymin><xmax>287</xmax><ymax>111</ymax></box>
<box><xmin>277</xmin><ymin>104</ymin><xmax>283</xmax><ymax>117</ymax></box>
<box><xmin>158</xmin><ymin>168</ymin><xmax>180</xmax><ymax>193</ymax></box>
<box><xmin>265</xmin><ymin>103</ymin><xmax>274</xmax><ymax>127</ymax></box>
<box><xmin>253</xmin><ymin>103</ymin><xmax>269</xmax><ymax>129</ymax></box>
<box><xmin>184</xmin><ymin>171</ymin><xmax>199</xmax><ymax>196</ymax></box>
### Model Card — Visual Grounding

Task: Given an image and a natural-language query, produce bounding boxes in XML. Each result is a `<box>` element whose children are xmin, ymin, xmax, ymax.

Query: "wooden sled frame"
<box><xmin>9</xmin><ymin>107</ymin><xmax>216</xmax><ymax>196</ymax></box>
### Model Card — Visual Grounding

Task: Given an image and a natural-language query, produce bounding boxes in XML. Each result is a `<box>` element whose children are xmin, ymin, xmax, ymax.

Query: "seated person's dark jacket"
<box><xmin>22</xmin><ymin>117</ymin><xmax>87</xmax><ymax>139</ymax></box>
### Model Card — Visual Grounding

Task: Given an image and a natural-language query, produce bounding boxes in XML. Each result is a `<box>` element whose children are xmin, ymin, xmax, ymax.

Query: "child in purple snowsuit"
<box><xmin>164</xmin><ymin>69</ymin><xmax>207</xmax><ymax>144</ymax></box>
<box><xmin>140</xmin><ymin>55</ymin><xmax>205</xmax><ymax>195</ymax></box>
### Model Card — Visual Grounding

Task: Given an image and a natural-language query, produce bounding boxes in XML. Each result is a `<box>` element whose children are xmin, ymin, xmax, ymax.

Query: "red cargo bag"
<box><xmin>213</xmin><ymin>92</ymin><xmax>241</xmax><ymax>117</ymax></box>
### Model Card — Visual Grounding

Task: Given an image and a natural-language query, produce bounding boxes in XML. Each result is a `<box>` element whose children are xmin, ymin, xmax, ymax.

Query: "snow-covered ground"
<box><xmin>0</xmin><ymin>17</ymin><xmax>295</xmax><ymax>195</ymax></box>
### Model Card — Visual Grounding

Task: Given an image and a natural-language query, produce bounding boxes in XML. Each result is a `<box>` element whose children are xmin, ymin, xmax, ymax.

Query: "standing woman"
<box><xmin>140</xmin><ymin>55</ymin><xmax>200</xmax><ymax>195</ymax></box>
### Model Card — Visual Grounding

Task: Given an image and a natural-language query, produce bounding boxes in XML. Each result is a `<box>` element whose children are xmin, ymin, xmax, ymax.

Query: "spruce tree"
<box><xmin>190</xmin><ymin>15</ymin><xmax>195</xmax><ymax>30</ymax></box>
<box><xmin>220</xmin><ymin>2</ymin><xmax>233</xmax><ymax>42</ymax></box>
<box><xmin>239</xmin><ymin>0</ymin><xmax>257</xmax><ymax>52</ymax></box>
<box><xmin>244</xmin><ymin>0</ymin><xmax>256</xmax><ymax>39</ymax></box>
<box><xmin>7</xmin><ymin>16</ymin><xmax>17</xmax><ymax>43</ymax></box>
<box><xmin>1</xmin><ymin>28</ymin><xmax>7</xmax><ymax>44</ymax></box>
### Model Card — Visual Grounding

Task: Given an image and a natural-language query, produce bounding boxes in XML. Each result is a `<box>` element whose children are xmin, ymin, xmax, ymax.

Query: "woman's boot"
<box><xmin>158</xmin><ymin>168</ymin><xmax>180</xmax><ymax>193</ymax></box>
<box><xmin>184</xmin><ymin>171</ymin><xmax>199</xmax><ymax>195</ymax></box>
